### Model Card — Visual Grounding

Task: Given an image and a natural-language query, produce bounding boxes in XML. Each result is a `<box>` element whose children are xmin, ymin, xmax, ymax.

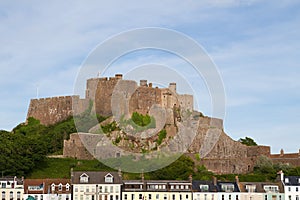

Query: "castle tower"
<box><xmin>169</xmin><ymin>83</ymin><xmax>176</xmax><ymax>93</ymax></box>
<box><xmin>140</xmin><ymin>80</ymin><xmax>148</xmax><ymax>87</ymax></box>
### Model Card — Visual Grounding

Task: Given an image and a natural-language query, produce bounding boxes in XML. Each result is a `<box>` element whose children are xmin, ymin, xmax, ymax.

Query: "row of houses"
<box><xmin>0</xmin><ymin>171</ymin><xmax>299</xmax><ymax>200</ymax></box>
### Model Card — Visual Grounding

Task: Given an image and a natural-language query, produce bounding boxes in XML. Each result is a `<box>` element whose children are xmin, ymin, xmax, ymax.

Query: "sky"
<box><xmin>0</xmin><ymin>0</ymin><xmax>300</xmax><ymax>154</ymax></box>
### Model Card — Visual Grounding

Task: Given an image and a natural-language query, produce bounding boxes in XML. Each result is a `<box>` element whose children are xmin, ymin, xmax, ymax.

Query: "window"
<box><xmin>105</xmin><ymin>186</ymin><xmax>108</xmax><ymax>193</ymax></box>
<box><xmin>80</xmin><ymin>186</ymin><xmax>84</xmax><ymax>192</ymax></box>
<box><xmin>86</xmin><ymin>187</ymin><xmax>89</xmax><ymax>192</ymax></box>
<box><xmin>171</xmin><ymin>185</ymin><xmax>174</xmax><ymax>189</ymax></box>
<box><xmin>110</xmin><ymin>195</ymin><xmax>113</xmax><ymax>200</ymax></box>
<box><xmin>124</xmin><ymin>195</ymin><xmax>128</xmax><ymax>200</ymax></box>
<box><xmin>186</xmin><ymin>195</ymin><xmax>189</xmax><ymax>200</ymax></box>
<box><xmin>80</xmin><ymin>173</ymin><xmax>89</xmax><ymax>183</ymax></box>
<box><xmin>2</xmin><ymin>191</ymin><xmax>5</xmax><ymax>200</ymax></box>
<box><xmin>285</xmin><ymin>178</ymin><xmax>289</xmax><ymax>183</ymax></box>
<box><xmin>156</xmin><ymin>194</ymin><xmax>159</xmax><ymax>200</ymax></box>
<box><xmin>297</xmin><ymin>187</ymin><xmax>299</xmax><ymax>192</ymax></box>
<box><xmin>1</xmin><ymin>183</ymin><xmax>6</xmax><ymax>188</ymax></box>
<box><xmin>9</xmin><ymin>191</ymin><xmax>13</xmax><ymax>200</ymax></box>
<box><xmin>288</xmin><ymin>196</ymin><xmax>291</xmax><ymax>200</ymax></box>
<box><xmin>236</xmin><ymin>195</ymin><xmax>238</xmax><ymax>200</ymax></box>
<box><xmin>296</xmin><ymin>195</ymin><xmax>299</xmax><ymax>200</ymax></box>
<box><xmin>149</xmin><ymin>194</ymin><xmax>152</xmax><ymax>200</ymax></box>
<box><xmin>164</xmin><ymin>194</ymin><xmax>167</xmax><ymax>200</ymax></box>
<box><xmin>110</xmin><ymin>186</ymin><xmax>114</xmax><ymax>193</ymax></box>
<box><xmin>139</xmin><ymin>194</ymin><xmax>143</xmax><ymax>200</ymax></box>
<box><xmin>116</xmin><ymin>195</ymin><xmax>119</xmax><ymax>200</ymax></box>
<box><xmin>58</xmin><ymin>183</ymin><xmax>62</xmax><ymax>191</ymax></box>
<box><xmin>35</xmin><ymin>195</ymin><xmax>38</xmax><ymax>200</ymax></box>
<box><xmin>105</xmin><ymin>173</ymin><xmax>114</xmax><ymax>183</ymax></box>
<box><xmin>172</xmin><ymin>194</ymin><xmax>175</xmax><ymax>200</ymax></box>
<box><xmin>66</xmin><ymin>183</ymin><xmax>70</xmax><ymax>191</ymax></box>
<box><xmin>288</xmin><ymin>187</ymin><xmax>291</xmax><ymax>192</ymax></box>
<box><xmin>80</xmin><ymin>195</ymin><xmax>83</xmax><ymax>200</ymax></box>
<box><xmin>41</xmin><ymin>196</ymin><xmax>43</xmax><ymax>200</ymax></box>
<box><xmin>265</xmin><ymin>195</ymin><xmax>268</xmax><ymax>200</ymax></box>
<box><xmin>132</xmin><ymin>194</ymin><xmax>135</xmax><ymax>200</ymax></box>
<box><xmin>246</xmin><ymin>185</ymin><xmax>256</xmax><ymax>192</ymax></box>
<box><xmin>221</xmin><ymin>195</ymin><xmax>224</xmax><ymax>200</ymax></box>
<box><xmin>221</xmin><ymin>184</ymin><xmax>235</xmax><ymax>192</ymax></box>
<box><xmin>263</xmin><ymin>185</ymin><xmax>279</xmax><ymax>193</ymax></box>
<box><xmin>66</xmin><ymin>195</ymin><xmax>70</xmax><ymax>200</ymax></box>
<box><xmin>180</xmin><ymin>194</ymin><xmax>182</xmax><ymax>200</ymax></box>
<box><xmin>115</xmin><ymin>186</ymin><xmax>119</xmax><ymax>193</ymax></box>
<box><xmin>75</xmin><ymin>186</ymin><xmax>78</xmax><ymax>192</ymax></box>
<box><xmin>199</xmin><ymin>185</ymin><xmax>209</xmax><ymax>192</ymax></box>
<box><xmin>185</xmin><ymin>185</ymin><xmax>189</xmax><ymax>189</ymax></box>
<box><xmin>17</xmin><ymin>192</ymin><xmax>21</xmax><ymax>200</ymax></box>
<box><xmin>279</xmin><ymin>196</ymin><xmax>281</xmax><ymax>200</ymax></box>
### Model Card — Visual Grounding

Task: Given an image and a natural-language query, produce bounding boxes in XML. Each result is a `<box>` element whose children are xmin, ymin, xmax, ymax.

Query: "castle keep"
<box><xmin>27</xmin><ymin>74</ymin><xmax>300</xmax><ymax>174</ymax></box>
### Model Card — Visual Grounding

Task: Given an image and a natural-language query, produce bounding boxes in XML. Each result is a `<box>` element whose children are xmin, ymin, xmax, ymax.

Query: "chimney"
<box><xmin>149</xmin><ymin>83</ymin><xmax>153</xmax><ymax>88</ymax></box>
<box><xmin>189</xmin><ymin>174</ymin><xmax>193</xmax><ymax>183</ymax></box>
<box><xmin>71</xmin><ymin>168</ymin><xmax>74</xmax><ymax>182</ymax></box>
<box><xmin>212</xmin><ymin>176</ymin><xmax>217</xmax><ymax>186</ymax></box>
<box><xmin>298</xmin><ymin>149</ymin><xmax>300</xmax><ymax>157</ymax></box>
<box><xmin>277</xmin><ymin>170</ymin><xmax>284</xmax><ymax>181</ymax></box>
<box><xmin>235</xmin><ymin>176</ymin><xmax>239</xmax><ymax>184</ymax></box>
<box><xmin>141</xmin><ymin>171</ymin><xmax>145</xmax><ymax>182</ymax></box>
<box><xmin>118</xmin><ymin>168</ymin><xmax>122</xmax><ymax>179</ymax></box>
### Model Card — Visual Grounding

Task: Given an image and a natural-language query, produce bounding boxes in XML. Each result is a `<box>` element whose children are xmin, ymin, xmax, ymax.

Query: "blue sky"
<box><xmin>0</xmin><ymin>0</ymin><xmax>299</xmax><ymax>154</ymax></box>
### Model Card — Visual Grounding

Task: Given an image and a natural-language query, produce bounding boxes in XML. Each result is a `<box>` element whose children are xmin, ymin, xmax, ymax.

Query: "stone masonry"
<box><xmin>27</xmin><ymin>74</ymin><xmax>300</xmax><ymax>174</ymax></box>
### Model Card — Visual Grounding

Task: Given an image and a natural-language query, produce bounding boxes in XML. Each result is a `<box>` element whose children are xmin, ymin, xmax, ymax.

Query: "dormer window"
<box><xmin>51</xmin><ymin>183</ymin><xmax>55</xmax><ymax>191</ymax></box>
<box><xmin>66</xmin><ymin>183</ymin><xmax>70</xmax><ymax>191</ymax></box>
<box><xmin>80</xmin><ymin>173</ymin><xmax>89</xmax><ymax>183</ymax></box>
<box><xmin>285</xmin><ymin>178</ymin><xmax>289</xmax><ymax>183</ymax></box>
<box><xmin>105</xmin><ymin>173</ymin><xmax>113</xmax><ymax>183</ymax></box>
<box><xmin>246</xmin><ymin>185</ymin><xmax>256</xmax><ymax>192</ymax></box>
<box><xmin>264</xmin><ymin>185</ymin><xmax>279</xmax><ymax>193</ymax></box>
<box><xmin>298</xmin><ymin>178</ymin><xmax>300</xmax><ymax>184</ymax></box>
<box><xmin>58</xmin><ymin>183</ymin><xmax>62</xmax><ymax>191</ymax></box>
<box><xmin>221</xmin><ymin>184</ymin><xmax>234</xmax><ymax>192</ymax></box>
<box><xmin>199</xmin><ymin>185</ymin><xmax>209</xmax><ymax>192</ymax></box>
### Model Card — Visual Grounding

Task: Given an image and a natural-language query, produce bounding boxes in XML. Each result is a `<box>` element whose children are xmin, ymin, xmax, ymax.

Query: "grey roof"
<box><xmin>192</xmin><ymin>180</ymin><xmax>217</xmax><ymax>192</ymax></box>
<box><xmin>72</xmin><ymin>171</ymin><xmax>122</xmax><ymax>184</ymax></box>
<box><xmin>283</xmin><ymin>176</ymin><xmax>300</xmax><ymax>186</ymax></box>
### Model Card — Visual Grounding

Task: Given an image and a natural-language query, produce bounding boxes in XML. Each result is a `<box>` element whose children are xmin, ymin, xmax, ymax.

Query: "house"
<box><xmin>278</xmin><ymin>171</ymin><xmax>300</xmax><ymax>200</ymax></box>
<box><xmin>0</xmin><ymin>176</ymin><xmax>24</xmax><ymax>200</ymax></box>
<box><xmin>122</xmin><ymin>179</ymin><xmax>192</xmax><ymax>200</ymax></box>
<box><xmin>238</xmin><ymin>181</ymin><xmax>285</xmax><ymax>200</ymax></box>
<box><xmin>71</xmin><ymin>171</ymin><xmax>122</xmax><ymax>200</ymax></box>
<box><xmin>23</xmin><ymin>179</ymin><xmax>71</xmax><ymax>200</ymax></box>
<box><xmin>192</xmin><ymin>180</ymin><xmax>218</xmax><ymax>200</ymax></box>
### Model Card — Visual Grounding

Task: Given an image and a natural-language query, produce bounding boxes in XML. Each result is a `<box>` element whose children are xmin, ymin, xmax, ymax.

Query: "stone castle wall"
<box><xmin>27</xmin><ymin>74</ymin><xmax>300</xmax><ymax>173</ymax></box>
<box><xmin>270</xmin><ymin>149</ymin><xmax>300</xmax><ymax>166</ymax></box>
<box><xmin>63</xmin><ymin>133</ymin><xmax>94</xmax><ymax>159</ymax></box>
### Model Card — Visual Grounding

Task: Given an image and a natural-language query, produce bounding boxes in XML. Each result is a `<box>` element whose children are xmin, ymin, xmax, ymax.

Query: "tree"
<box><xmin>238</xmin><ymin>137</ymin><xmax>257</xmax><ymax>146</ymax></box>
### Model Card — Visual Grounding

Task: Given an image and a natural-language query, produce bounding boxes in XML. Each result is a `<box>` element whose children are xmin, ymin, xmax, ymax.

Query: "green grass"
<box><xmin>28</xmin><ymin>158</ymin><xmax>114</xmax><ymax>179</ymax></box>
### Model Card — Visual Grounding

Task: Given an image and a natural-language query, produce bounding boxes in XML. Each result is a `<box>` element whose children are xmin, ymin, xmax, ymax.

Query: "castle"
<box><xmin>26</xmin><ymin>74</ymin><xmax>300</xmax><ymax>174</ymax></box>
